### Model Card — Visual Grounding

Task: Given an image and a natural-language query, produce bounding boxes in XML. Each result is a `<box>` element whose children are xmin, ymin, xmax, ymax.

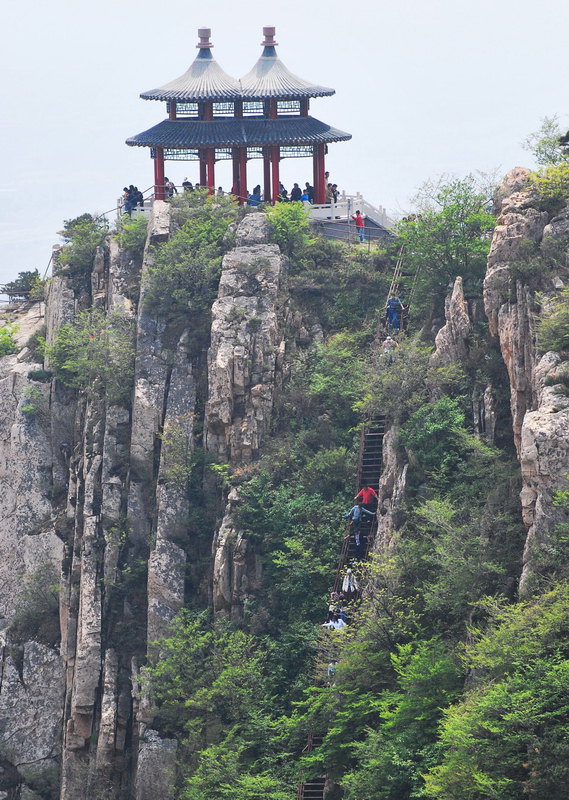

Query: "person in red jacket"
<box><xmin>352</xmin><ymin>210</ymin><xmax>365</xmax><ymax>243</ymax></box>
<box><xmin>354</xmin><ymin>484</ymin><xmax>378</xmax><ymax>515</ymax></box>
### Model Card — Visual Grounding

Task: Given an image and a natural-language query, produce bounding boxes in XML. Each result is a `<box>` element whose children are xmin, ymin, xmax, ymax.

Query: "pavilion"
<box><xmin>126</xmin><ymin>27</ymin><xmax>351</xmax><ymax>203</ymax></box>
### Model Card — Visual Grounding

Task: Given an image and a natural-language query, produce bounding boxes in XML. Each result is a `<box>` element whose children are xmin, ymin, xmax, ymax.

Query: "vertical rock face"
<box><xmin>205</xmin><ymin>214</ymin><xmax>285</xmax><ymax>464</ymax></box>
<box><xmin>484</xmin><ymin>169</ymin><xmax>569</xmax><ymax>592</ymax></box>
<box><xmin>205</xmin><ymin>214</ymin><xmax>286</xmax><ymax>616</ymax></box>
<box><xmin>431</xmin><ymin>276</ymin><xmax>471</xmax><ymax>368</ymax></box>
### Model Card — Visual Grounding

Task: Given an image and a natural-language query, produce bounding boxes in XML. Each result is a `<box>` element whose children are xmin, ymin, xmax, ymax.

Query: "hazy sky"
<box><xmin>1</xmin><ymin>0</ymin><xmax>568</xmax><ymax>289</ymax></box>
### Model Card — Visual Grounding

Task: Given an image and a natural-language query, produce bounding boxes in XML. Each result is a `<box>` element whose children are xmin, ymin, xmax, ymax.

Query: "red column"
<box><xmin>154</xmin><ymin>147</ymin><xmax>165</xmax><ymax>200</ymax></box>
<box><xmin>313</xmin><ymin>143</ymin><xmax>326</xmax><ymax>204</ymax></box>
<box><xmin>263</xmin><ymin>148</ymin><xmax>271</xmax><ymax>204</ymax></box>
<box><xmin>271</xmin><ymin>146</ymin><xmax>280</xmax><ymax>205</ymax></box>
<box><xmin>232</xmin><ymin>148</ymin><xmax>240</xmax><ymax>197</ymax></box>
<box><xmin>206</xmin><ymin>148</ymin><xmax>215</xmax><ymax>194</ymax></box>
<box><xmin>168</xmin><ymin>102</ymin><xmax>177</xmax><ymax>120</ymax></box>
<box><xmin>238</xmin><ymin>147</ymin><xmax>247</xmax><ymax>205</ymax></box>
<box><xmin>199</xmin><ymin>156</ymin><xmax>207</xmax><ymax>186</ymax></box>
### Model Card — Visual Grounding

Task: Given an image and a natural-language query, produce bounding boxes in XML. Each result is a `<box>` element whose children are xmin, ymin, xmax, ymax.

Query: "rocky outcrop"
<box><xmin>205</xmin><ymin>213</ymin><xmax>286</xmax><ymax>464</ymax></box>
<box><xmin>374</xmin><ymin>427</ymin><xmax>408</xmax><ymax>548</ymax></box>
<box><xmin>431</xmin><ymin>276</ymin><xmax>471</xmax><ymax>368</ymax></box>
<box><xmin>484</xmin><ymin>169</ymin><xmax>569</xmax><ymax>592</ymax></box>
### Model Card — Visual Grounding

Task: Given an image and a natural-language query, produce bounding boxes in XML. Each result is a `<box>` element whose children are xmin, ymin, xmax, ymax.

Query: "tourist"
<box><xmin>343</xmin><ymin>499</ymin><xmax>375</xmax><ymax>547</ymax></box>
<box><xmin>164</xmin><ymin>178</ymin><xmax>177</xmax><ymax>198</ymax></box>
<box><xmin>354</xmin><ymin>484</ymin><xmax>378</xmax><ymax>516</ymax></box>
<box><xmin>279</xmin><ymin>183</ymin><xmax>288</xmax><ymax>201</ymax></box>
<box><xmin>217</xmin><ymin>186</ymin><xmax>224</xmax><ymax>196</ymax></box>
<box><xmin>182</xmin><ymin>178</ymin><xmax>193</xmax><ymax>192</ymax></box>
<box><xmin>300</xmin><ymin>189</ymin><xmax>310</xmax><ymax>203</ymax></box>
<box><xmin>326</xmin><ymin>183</ymin><xmax>334</xmax><ymax>203</ymax></box>
<box><xmin>290</xmin><ymin>182</ymin><xmax>302</xmax><ymax>201</ymax></box>
<box><xmin>386</xmin><ymin>296</ymin><xmax>404</xmax><ymax>331</ymax></box>
<box><xmin>382</xmin><ymin>335</ymin><xmax>398</xmax><ymax>362</ymax></box>
<box><xmin>352</xmin><ymin>210</ymin><xmax>365</xmax><ymax>243</ymax></box>
<box><xmin>332</xmin><ymin>183</ymin><xmax>339</xmax><ymax>202</ymax></box>
<box><xmin>322</xmin><ymin>614</ymin><xmax>347</xmax><ymax>630</ymax></box>
<box><xmin>248</xmin><ymin>185</ymin><xmax>261</xmax><ymax>206</ymax></box>
<box><xmin>305</xmin><ymin>182</ymin><xmax>314</xmax><ymax>202</ymax></box>
<box><xmin>341</xmin><ymin>569</ymin><xmax>360</xmax><ymax>598</ymax></box>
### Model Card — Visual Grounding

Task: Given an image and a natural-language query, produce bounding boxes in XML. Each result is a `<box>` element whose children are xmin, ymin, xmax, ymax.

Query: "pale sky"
<box><xmin>1</xmin><ymin>0</ymin><xmax>568</xmax><ymax>290</ymax></box>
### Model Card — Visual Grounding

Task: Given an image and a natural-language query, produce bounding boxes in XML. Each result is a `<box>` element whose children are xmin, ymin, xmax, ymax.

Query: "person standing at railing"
<box><xmin>305</xmin><ymin>182</ymin><xmax>314</xmax><ymax>202</ymax></box>
<box><xmin>352</xmin><ymin>210</ymin><xmax>365</xmax><ymax>243</ymax></box>
<box><xmin>164</xmin><ymin>178</ymin><xmax>177</xmax><ymax>198</ymax></box>
<box><xmin>343</xmin><ymin>499</ymin><xmax>375</xmax><ymax>547</ymax></box>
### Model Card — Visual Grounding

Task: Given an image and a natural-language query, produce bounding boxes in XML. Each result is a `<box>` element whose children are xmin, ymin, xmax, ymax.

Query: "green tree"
<box><xmin>395</xmin><ymin>176</ymin><xmax>495</xmax><ymax>319</ymax></box>
<box><xmin>144</xmin><ymin>193</ymin><xmax>237</xmax><ymax>329</ymax></box>
<box><xmin>56</xmin><ymin>214</ymin><xmax>109</xmax><ymax>279</ymax></box>
<box><xmin>523</xmin><ymin>115</ymin><xmax>569</xmax><ymax>166</ymax></box>
<box><xmin>424</xmin><ymin>584</ymin><xmax>569</xmax><ymax>800</ymax></box>
<box><xmin>47</xmin><ymin>308</ymin><xmax>135</xmax><ymax>405</ymax></box>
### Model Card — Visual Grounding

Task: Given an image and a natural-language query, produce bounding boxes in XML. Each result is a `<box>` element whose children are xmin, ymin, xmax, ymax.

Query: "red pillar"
<box><xmin>238</xmin><ymin>147</ymin><xmax>247</xmax><ymax>204</ymax></box>
<box><xmin>271</xmin><ymin>146</ymin><xmax>280</xmax><ymax>205</ymax></box>
<box><xmin>168</xmin><ymin>102</ymin><xmax>177</xmax><ymax>120</ymax></box>
<box><xmin>232</xmin><ymin>148</ymin><xmax>240</xmax><ymax>197</ymax></box>
<box><xmin>199</xmin><ymin>156</ymin><xmax>207</xmax><ymax>186</ymax></box>
<box><xmin>154</xmin><ymin>147</ymin><xmax>165</xmax><ymax>200</ymax></box>
<box><xmin>206</xmin><ymin>148</ymin><xmax>215</xmax><ymax>194</ymax></box>
<box><xmin>263</xmin><ymin>148</ymin><xmax>271</xmax><ymax>203</ymax></box>
<box><xmin>313</xmin><ymin>143</ymin><xmax>326</xmax><ymax>204</ymax></box>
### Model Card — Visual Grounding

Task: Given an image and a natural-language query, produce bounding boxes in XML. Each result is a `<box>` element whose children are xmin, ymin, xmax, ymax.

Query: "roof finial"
<box><xmin>197</xmin><ymin>27</ymin><xmax>212</xmax><ymax>49</ymax></box>
<box><xmin>262</xmin><ymin>26</ymin><xmax>278</xmax><ymax>46</ymax></box>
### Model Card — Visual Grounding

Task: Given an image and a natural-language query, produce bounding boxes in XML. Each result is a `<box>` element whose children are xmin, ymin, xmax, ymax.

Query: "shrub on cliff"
<box><xmin>56</xmin><ymin>213</ymin><xmax>108</xmax><ymax>278</ymax></box>
<box><xmin>395</xmin><ymin>176</ymin><xmax>496</xmax><ymax>319</ymax></box>
<box><xmin>537</xmin><ymin>286</ymin><xmax>569</xmax><ymax>352</ymax></box>
<box><xmin>47</xmin><ymin>307</ymin><xmax>135</xmax><ymax>405</ymax></box>
<box><xmin>114</xmin><ymin>214</ymin><xmax>148</xmax><ymax>258</ymax></box>
<box><xmin>144</xmin><ymin>193</ymin><xmax>238</xmax><ymax>327</ymax></box>
<box><xmin>0</xmin><ymin>322</ymin><xmax>19</xmax><ymax>356</ymax></box>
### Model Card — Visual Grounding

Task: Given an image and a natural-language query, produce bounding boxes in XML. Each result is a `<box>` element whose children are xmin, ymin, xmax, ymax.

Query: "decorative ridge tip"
<box><xmin>197</xmin><ymin>27</ymin><xmax>212</xmax><ymax>48</ymax></box>
<box><xmin>262</xmin><ymin>26</ymin><xmax>277</xmax><ymax>46</ymax></box>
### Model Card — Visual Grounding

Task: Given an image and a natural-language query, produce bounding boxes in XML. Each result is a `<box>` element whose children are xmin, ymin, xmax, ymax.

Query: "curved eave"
<box><xmin>140</xmin><ymin>48</ymin><xmax>241</xmax><ymax>102</ymax></box>
<box><xmin>239</xmin><ymin>48</ymin><xmax>335</xmax><ymax>100</ymax></box>
<box><xmin>126</xmin><ymin>117</ymin><xmax>352</xmax><ymax>149</ymax></box>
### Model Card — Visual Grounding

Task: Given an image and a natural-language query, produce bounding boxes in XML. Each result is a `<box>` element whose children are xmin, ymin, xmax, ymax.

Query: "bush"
<box><xmin>537</xmin><ymin>286</ymin><xmax>569</xmax><ymax>352</ymax></box>
<box><xmin>144</xmin><ymin>193</ymin><xmax>238</xmax><ymax>331</ymax></box>
<box><xmin>2</xmin><ymin>269</ymin><xmax>45</xmax><ymax>299</ymax></box>
<box><xmin>9</xmin><ymin>564</ymin><xmax>60</xmax><ymax>647</ymax></box>
<box><xmin>114</xmin><ymin>214</ymin><xmax>148</xmax><ymax>258</ymax></box>
<box><xmin>266</xmin><ymin>202</ymin><xmax>312</xmax><ymax>258</ymax></box>
<box><xmin>56</xmin><ymin>213</ymin><xmax>108</xmax><ymax>280</ymax></box>
<box><xmin>47</xmin><ymin>308</ymin><xmax>135</xmax><ymax>405</ymax></box>
<box><xmin>0</xmin><ymin>323</ymin><xmax>18</xmax><ymax>356</ymax></box>
<box><xmin>531</xmin><ymin>162</ymin><xmax>569</xmax><ymax>209</ymax></box>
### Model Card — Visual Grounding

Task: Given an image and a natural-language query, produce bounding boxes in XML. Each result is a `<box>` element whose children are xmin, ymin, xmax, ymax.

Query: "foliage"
<box><xmin>21</xmin><ymin>386</ymin><xmax>47</xmax><ymax>420</ymax></box>
<box><xmin>114</xmin><ymin>214</ymin><xmax>148</xmax><ymax>258</ymax></box>
<box><xmin>523</xmin><ymin>115</ymin><xmax>569</xmax><ymax>166</ymax></box>
<box><xmin>395</xmin><ymin>176</ymin><xmax>496</xmax><ymax>319</ymax></box>
<box><xmin>537</xmin><ymin>286</ymin><xmax>569</xmax><ymax>352</ymax></box>
<box><xmin>2</xmin><ymin>269</ymin><xmax>45</xmax><ymax>299</ymax></box>
<box><xmin>47</xmin><ymin>307</ymin><xmax>135</xmax><ymax>405</ymax></box>
<box><xmin>9</xmin><ymin>564</ymin><xmax>60</xmax><ymax>647</ymax></box>
<box><xmin>530</xmin><ymin>162</ymin><xmax>569</xmax><ymax>209</ymax></box>
<box><xmin>56</xmin><ymin>213</ymin><xmax>108</xmax><ymax>280</ymax></box>
<box><xmin>424</xmin><ymin>583</ymin><xmax>569</xmax><ymax>800</ymax></box>
<box><xmin>144</xmin><ymin>193</ymin><xmax>238</xmax><ymax>332</ymax></box>
<box><xmin>362</xmin><ymin>335</ymin><xmax>464</xmax><ymax>424</ymax></box>
<box><xmin>25</xmin><ymin>325</ymin><xmax>47</xmax><ymax>361</ymax></box>
<box><xmin>0</xmin><ymin>323</ymin><xmax>18</xmax><ymax>356</ymax></box>
<box><xmin>266</xmin><ymin>202</ymin><xmax>312</xmax><ymax>259</ymax></box>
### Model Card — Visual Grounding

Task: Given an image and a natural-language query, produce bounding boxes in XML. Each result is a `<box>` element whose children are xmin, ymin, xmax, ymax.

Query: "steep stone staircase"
<box><xmin>297</xmin><ymin>416</ymin><xmax>386</xmax><ymax>799</ymax></box>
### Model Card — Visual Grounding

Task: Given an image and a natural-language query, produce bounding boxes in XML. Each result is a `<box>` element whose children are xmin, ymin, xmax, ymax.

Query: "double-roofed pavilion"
<box><xmin>126</xmin><ymin>27</ymin><xmax>351</xmax><ymax>203</ymax></box>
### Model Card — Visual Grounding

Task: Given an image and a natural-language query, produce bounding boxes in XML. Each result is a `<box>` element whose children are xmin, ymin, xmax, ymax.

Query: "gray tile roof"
<box><xmin>126</xmin><ymin>116</ymin><xmax>351</xmax><ymax>149</ymax></box>
<box><xmin>141</xmin><ymin>48</ymin><xmax>241</xmax><ymax>102</ymax></box>
<box><xmin>239</xmin><ymin>45</ymin><xmax>334</xmax><ymax>99</ymax></box>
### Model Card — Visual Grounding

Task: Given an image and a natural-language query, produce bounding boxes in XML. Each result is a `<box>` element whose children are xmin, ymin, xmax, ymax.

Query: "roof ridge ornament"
<box><xmin>197</xmin><ymin>27</ymin><xmax>213</xmax><ymax>49</ymax></box>
<box><xmin>262</xmin><ymin>26</ymin><xmax>278</xmax><ymax>47</ymax></box>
